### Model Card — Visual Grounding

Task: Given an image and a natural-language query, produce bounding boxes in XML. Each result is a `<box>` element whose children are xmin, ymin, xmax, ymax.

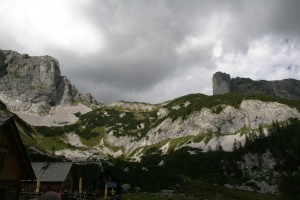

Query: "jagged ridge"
<box><xmin>213</xmin><ymin>71</ymin><xmax>300</xmax><ymax>100</ymax></box>
<box><xmin>0</xmin><ymin>49</ymin><xmax>98</xmax><ymax>114</ymax></box>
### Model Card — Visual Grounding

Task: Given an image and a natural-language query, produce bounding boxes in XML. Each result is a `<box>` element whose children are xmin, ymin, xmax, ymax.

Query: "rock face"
<box><xmin>106</xmin><ymin>100</ymin><xmax>300</xmax><ymax>154</ymax></box>
<box><xmin>212</xmin><ymin>72</ymin><xmax>231</xmax><ymax>95</ymax></box>
<box><xmin>0</xmin><ymin>50</ymin><xmax>98</xmax><ymax>114</ymax></box>
<box><xmin>109</xmin><ymin>101</ymin><xmax>157</xmax><ymax>111</ymax></box>
<box><xmin>212</xmin><ymin>71</ymin><xmax>300</xmax><ymax>99</ymax></box>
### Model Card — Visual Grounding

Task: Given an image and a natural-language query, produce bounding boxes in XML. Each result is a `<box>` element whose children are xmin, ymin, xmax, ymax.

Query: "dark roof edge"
<box><xmin>2</xmin><ymin>117</ymin><xmax>36</xmax><ymax>180</ymax></box>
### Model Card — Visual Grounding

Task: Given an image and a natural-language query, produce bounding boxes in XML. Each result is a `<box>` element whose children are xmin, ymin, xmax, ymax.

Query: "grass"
<box><xmin>192</xmin><ymin>133</ymin><xmax>207</xmax><ymax>143</ymax></box>
<box><xmin>122</xmin><ymin>193</ymin><xmax>189</xmax><ymax>200</ymax></box>
<box><xmin>80</xmin><ymin>126</ymin><xmax>106</xmax><ymax>147</ymax></box>
<box><xmin>123</xmin><ymin>181</ymin><xmax>279</xmax><ymax>200</ymax></box>
<box><xmin>175</xmin><ymin>181</ymin><xmax>279</xmax><ymax>200</ymax></box>
<box><xmin>37</xmin><ymin>136</ymin><xmax>69</xmax><ymax>152</ymax></box>
<box><xmin>80</xmin><ymin>134</ymin><xmax>103</xmax><ymax>147</ymax></box>
<box><xmin>168</xmin><ymin>136</ymin><xmax>195</xmax><ymax>150</ymax></box>
<box><xmin>204</xmin><ymin>132</ymin><xmax>214</xmax><ymax>144</ymax></box>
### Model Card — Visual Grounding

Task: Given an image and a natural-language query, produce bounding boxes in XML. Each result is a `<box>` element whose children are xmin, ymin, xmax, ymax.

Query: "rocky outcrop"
<box><xmin>212</xmin><ymin>72</ymin><xmax>231</xmax><ymax>95</ymax></box>
<box><xmin>106</xmin><ymin>100</ymin><xmax>300</xmax><ymax>154</ymax></box>
<box><xmin>0</xmin><ymin>50</ymin><xmax>98</xmax><ymax>114</ymax></box>
<box><xmin>109</xmin><ymin>101</ymin><xmax>157</xmax><ymax>111</ymax></box>
<box><xmin>212</xmin><ymin>71</ymin><xmax>300</xmax><ymax>99</ymax></box>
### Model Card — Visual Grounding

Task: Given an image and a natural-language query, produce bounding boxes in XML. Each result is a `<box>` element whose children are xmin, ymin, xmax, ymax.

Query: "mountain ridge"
<box><xmin>0</xmin><ymin>50</ymin><xmax>300</xmax><ymax>196</ymax></box>
<box><xmin>213</xmin><ymin>71</ymin><xmax>300</xmax><ymax>100</ymax></box>
<box><xmin>0</xmin><ymin>49</ymin><xmax>99</xmax><ymax>114</ymax></box>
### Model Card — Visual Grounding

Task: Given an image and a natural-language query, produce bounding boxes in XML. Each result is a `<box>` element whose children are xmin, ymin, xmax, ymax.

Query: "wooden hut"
<box><xmin>0</xmin><ymin>117</ymin><xmax>35</xmax><ymax>199</ymax></box>
<box><xmin>27</xmin><ymin>162</ymin><xmax>74</xmax><ymax>193</ymax></box>
<box><xmin>92</xmin><ymin>169</ymin><xmax>122</xmax><ymax>198</ymax></box>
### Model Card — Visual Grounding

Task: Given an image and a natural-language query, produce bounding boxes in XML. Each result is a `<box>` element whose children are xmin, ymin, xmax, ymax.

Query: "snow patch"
<box><xmin>172</xmin><ymin>105</ymin><xmax>181</xmax><ymax>110</ymax></box>
<box><xmin>158</xmin><ymin>160</ymin><xmax>164</xmax><ymax>166</ymax></box>
<box><xmin>131</xmin><ymin>148</ymin><xmax>144</xmax><ymax>162</ymax></box>
<box><xmin>206</xmin><ymin>134</ymin><xmax>246</xmax><ymax>151</ymax></box>
<box><xmin>55</xmin><ymin>149</ymin><xmax>98</xmax><ymax>162</ymax></box>
<box><xmin>159</xmin><ymin>142</ymin><xmax>170</xmax><ymax>155</ymax></box>
<box><xmin>64</xmin><ymin>133</ymin><xmax>86</xmax><ymax>147</ymax></box>
<box><xmin>101</xmin><ymin>147</ymin><xmax>123</xmax><ymax>158</ymax></box>
<box><xmin>187</xmin><ymin>150</ymin><xmax>197</xmax><ymax>155</ymax></box>
<box><xmin>184</xmin><ymin>101</ymin><xmax>191</xmax><ymax>107</ymax></box>
<box><xmin>15</xmin><ymin>103</ymin><xmax>92</xmax><ymax>126</ymax></box>
<box><xmin>138</xmin><ymin>123</ymin><xmax>145</xmax><ymax>129</ymax></box>
<box><xmin>109</xmin><ymin>101</ymin><xmax>156</xmax><ymax>111</ymax></box>
<box><xmin>175</xmin><ymin>134</ymin><xmax>245</xmax><ymax>152</ymax></box>
<box><xmin>142</xmin><ymin>167</ymin><xmax>149</xmax><ymax>172</ymax></box>
<box><xmin>157</xmin><ymin>108</ymin><xmax>169</xmax><ymax>119</ymax></box>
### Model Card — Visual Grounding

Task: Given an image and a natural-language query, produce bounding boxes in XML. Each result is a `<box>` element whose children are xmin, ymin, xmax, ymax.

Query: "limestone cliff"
<box><xmin>109</xmin><ymin>100</ymin><xmax>158</xmax><ymax>111</ymax></box>
<box><xmin>212</xmin><ymin>71</ymin><xmax>300</xmax><ymax>99</ymax></box>
<box><xmin>0</xmin><ymin>50</ymin><xmax>98</xmax><ymax>114</ymax></box>
<box><xmin>105</xmin><ymin>100</ymin><xmax>300</xmax><ymax>155</ymax></box>
<box><xmin>212</xmin><ymin>72</ymin><xmax>231</xmax><ymax>95</ymax></box>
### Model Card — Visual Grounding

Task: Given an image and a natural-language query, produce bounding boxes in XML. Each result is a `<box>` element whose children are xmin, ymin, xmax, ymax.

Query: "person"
<box><xmin>110</xmin><ymin>188</ymin><xmax>116</xmax><ymax>197</ymax></box>
<box><xmin>58</xmin><ymin>190</ymin><xmax>63</xmax><ymax>200</ymax></box>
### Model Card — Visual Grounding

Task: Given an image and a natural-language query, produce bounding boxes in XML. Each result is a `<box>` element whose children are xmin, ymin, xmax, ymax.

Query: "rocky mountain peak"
<box><xmin>212</xmin><ymin>71</ymin><xmax>231</xmax><ymax>95</ymax></box>
<box><xmin>109</xmin><ymin>100</ymin><xmax>157</xmax><ymax>111</ymax></box>
<box><xmin>0</xmin><ymin>49</ymin><xmax>98</xmax><ymax>114</ymax></box>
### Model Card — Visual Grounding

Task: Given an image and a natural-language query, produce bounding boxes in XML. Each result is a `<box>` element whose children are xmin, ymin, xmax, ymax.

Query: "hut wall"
<box><xmin>0</xmin><ymin>128</ymin><xmax>22</xmax><ymax>199</ymax></box>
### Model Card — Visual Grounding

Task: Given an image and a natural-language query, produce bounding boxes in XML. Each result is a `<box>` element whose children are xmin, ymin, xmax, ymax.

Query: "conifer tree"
<box><xmin>258</xmin><ymin>124</ymin><xmax>265</xmax><ymax>138</ymax></box>
<box><xmin>237</xmin><ymin>141</ymin><xmax>243</xmax><ymax>149</ymax></box>
<box><xmin>245</xmin><ymin>134</ymin><xmax>250</xmax><ymax>147</ymax></box>
<box><xmin>232</xmin><ymin>139</ymin><xmax>238</xmax><ymax>151</ymax></box>
<box><xmin>216</xmin><ymin>142</ymin><xmax>223</xmax><ymax>151</ymax></box>
<box><xmin>207</xmin><ymin>145</ymin><xmax>212</xmax><ymax>152</ymax></box>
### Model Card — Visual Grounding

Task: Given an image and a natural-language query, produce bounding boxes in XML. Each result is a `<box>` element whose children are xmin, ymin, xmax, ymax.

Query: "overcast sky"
<box><xmin>1</xmin><ymin>0</ymin><xmax>300</xmax><ymax>104</ymax></box>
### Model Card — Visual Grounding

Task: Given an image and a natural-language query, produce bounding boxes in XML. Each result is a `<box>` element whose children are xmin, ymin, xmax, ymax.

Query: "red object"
<box><xmin>58</xmin><ymin>191</ymin><xmax>63</xmax><ymax>199</ymax></box>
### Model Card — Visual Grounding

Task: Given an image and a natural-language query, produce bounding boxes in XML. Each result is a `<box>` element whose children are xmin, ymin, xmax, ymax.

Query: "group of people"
<box><xmin>35</xmin><ymin>187</ymin><xmax>118</xmax><ymax>200</ymax></box>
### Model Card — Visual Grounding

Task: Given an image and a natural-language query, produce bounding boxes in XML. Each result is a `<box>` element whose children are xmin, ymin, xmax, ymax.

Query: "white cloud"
<box><xmin>1</xmin><ymin>0</ymin><xmax>300</xmax><ymax>103</ymax></box>
<box><xmin>0</xmin><ymin>0</ymin><xmax>104</xmax><ymax>55</ymax></box>
<box><xmin>216</xmin><ymin>36</ymin><xmax>300</xmax><ymax>80</ymax></box>
<box><xmin>212</xmin><ymin>40</ymin><xmax>223</xmax><ymax>58</ymax></box>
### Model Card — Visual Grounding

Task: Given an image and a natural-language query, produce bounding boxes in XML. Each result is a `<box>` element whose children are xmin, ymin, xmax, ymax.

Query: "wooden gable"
<box><xmin>0</xmin><ymin>117</ymin><xmax>35</xmax><ymax>199</ymax></box>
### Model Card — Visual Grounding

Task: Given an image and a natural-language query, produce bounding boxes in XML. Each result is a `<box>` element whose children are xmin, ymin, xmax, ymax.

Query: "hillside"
<box><xmin>2</xmin><ymin>92</ymin><xmax>299</xmax><ymax>197</ymax></box>
<box><xmin>213</xmin><ymin>71</ymin><xmax>300</xmax><ymax>100</ymax></box>
<box><xmin>0</xmin><ymin>49</ymin><xmax>100</xmax><ymax>126</ymax></box>
<box><xmin>0</xmin><ymin>50</ymin><xmax>299</xmax><ymax>197</ymax></box>
<box><xmin>31</xmin><ymin>93</ymin><xmax>300</xmax><ymax>161</ymax></box>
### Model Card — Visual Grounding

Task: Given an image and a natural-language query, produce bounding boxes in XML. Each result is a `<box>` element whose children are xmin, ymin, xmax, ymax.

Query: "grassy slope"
<box><xmin>2</xmin><ymin>92</ymin><xmax>299</xmax><ymax>198</ymax></box>
<box><xmin>102</xmin><ymin>118</ymin><xmax>300</xmax><ymax>199</ymax></box>
<box><xmin>8</xmin><ymin>92</ymin><xmax>300</xmax><ymax>154</ymax></box>
<box><xmin>123</xmin><ymin>181</ymin><xmax>279</xmax><ymax>200</ymax></box>
<box><xmin>28</xmin><ymin>92</ymin><xmax>300</xmax><ymax>154</ymax></box>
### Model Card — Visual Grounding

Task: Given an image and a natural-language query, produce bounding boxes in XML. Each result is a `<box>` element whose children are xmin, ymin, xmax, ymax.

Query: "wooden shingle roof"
<box><xmin>31</xmin><ymin>162</ymin><xmax>73</xmax><ymax>182</ymax></box>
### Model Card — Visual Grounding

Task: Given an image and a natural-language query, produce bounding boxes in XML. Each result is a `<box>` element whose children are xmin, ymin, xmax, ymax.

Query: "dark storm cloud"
<box><xmin>61</xmin><ymin>0</ymin><xmax>222</xmax><ymax>101</ymax></box>
<box><xmin>1</xmin><ymin>0</ymin><xmax>300</xmax><ymax>103</ymax></box>
<box><xmin>54</xmin><ymin>0</ymin><xmax>300</xmax><ymax>103</ymax></box>
<box><xmin>270</xmin><ymin>0</ymin><xmax>300</xmax><ymax>35</ymax></box>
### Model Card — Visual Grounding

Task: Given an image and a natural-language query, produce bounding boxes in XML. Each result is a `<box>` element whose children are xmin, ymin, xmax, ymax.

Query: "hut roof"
<box><xmin>0</xmin><ymin>117</ymin><xmax>36</xmax><ymax>180</ymax></box>
<box><xmin>31</xmin><ymin>162</ymin><xmax>73</xmax><ymax>182</ymax></box>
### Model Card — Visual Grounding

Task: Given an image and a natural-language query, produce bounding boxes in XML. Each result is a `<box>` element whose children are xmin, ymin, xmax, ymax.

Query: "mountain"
<box><xmin>8</xmin><ymin>92</ymin><xmax>300</xmax><ymax>196</ymax></box>
<box><xmin>0</xmin><ymin>49</ymin><xmax>100</xmax><ymax>126</ymax></box>
<box><xmin>0</xmin><ymin>50</ymin><xmax>299</xmax><ymax>197</ymax></box>
<box><xmin>213</xmin><ymin>71</ymin><xmax>300</xmax><ymax>99</ymax></box>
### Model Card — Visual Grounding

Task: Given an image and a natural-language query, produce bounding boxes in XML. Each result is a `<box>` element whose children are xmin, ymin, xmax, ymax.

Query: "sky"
<box><xmin>1</xmin><ymin>0</ymin><xmax>300</xmax><ymax>104</ymax></box>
